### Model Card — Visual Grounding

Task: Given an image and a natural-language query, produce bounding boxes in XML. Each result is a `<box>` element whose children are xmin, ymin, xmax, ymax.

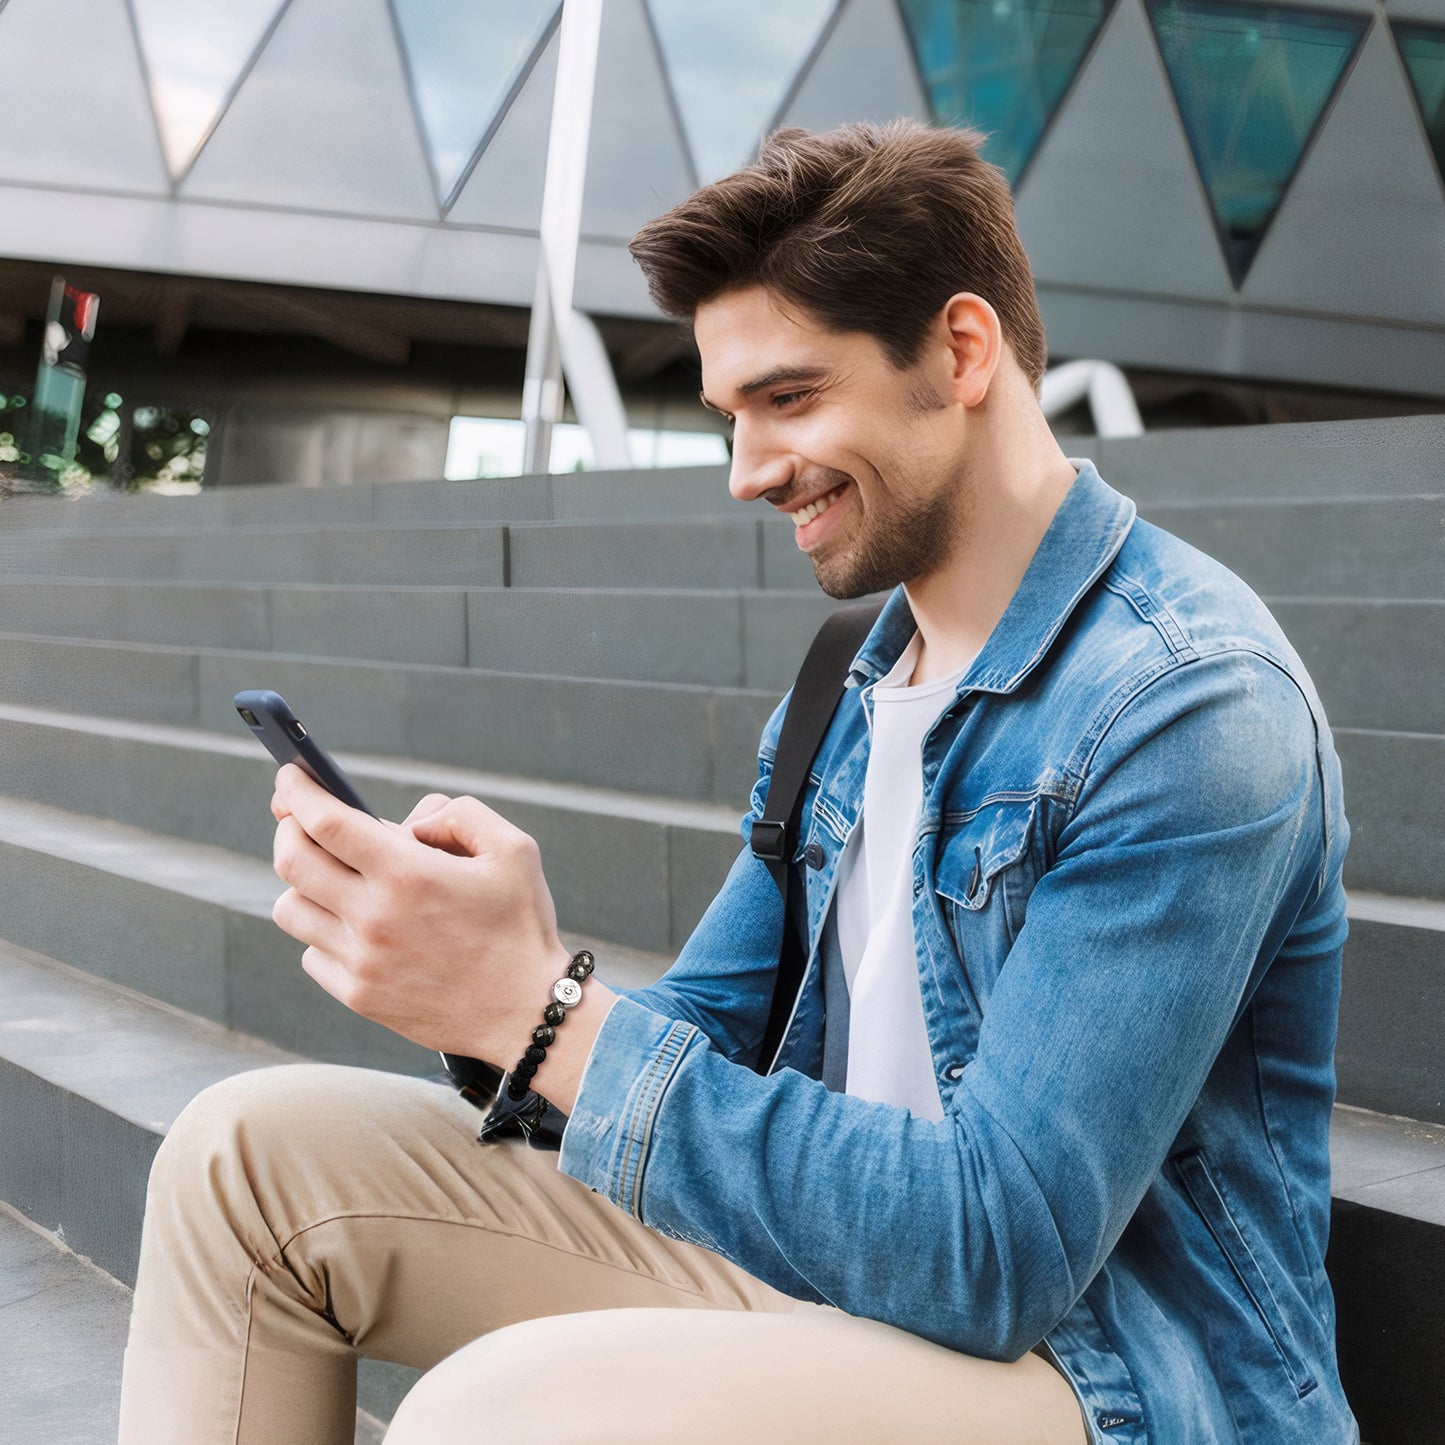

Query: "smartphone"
<box><xmin>234</xmin><ymin>689</ymin><xmax>375</xmax><ymax>817</ymax></box>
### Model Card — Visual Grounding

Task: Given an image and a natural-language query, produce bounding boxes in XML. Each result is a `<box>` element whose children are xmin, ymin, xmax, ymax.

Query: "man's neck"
<box><xmin>904</xmin><ymin>447</ymin><xmax>1080</xmax><ymax>686</ymax></box>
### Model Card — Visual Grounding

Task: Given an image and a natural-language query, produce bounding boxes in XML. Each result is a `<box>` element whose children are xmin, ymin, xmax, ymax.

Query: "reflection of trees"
<box><xmin>82</xmin><ymin>396</ymin><xmax>211</xmax><ymax>492</ymax></box>
<box><xmin>0</xmin><ymin>387</ymin><xmax>212</xmax><ymax>496</ymax></box>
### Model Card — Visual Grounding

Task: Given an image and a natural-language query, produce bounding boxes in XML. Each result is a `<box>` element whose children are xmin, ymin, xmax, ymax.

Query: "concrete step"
<box><xmin>1325</xmin><ymin>1104</ymin><xmax>1445</xmax><ymax>1445</ymax></box>
<box><xmin>0</xmin><ymin>514</ymin><xmax>818</xmax><ymax>591</ymax></box>
<box><xmin>0</xmin><ymin>579</ymin><xmax>1438</xmax><ymax>733</ymax></box>
<box><xmin>0</xmin><ymin>412</ymin><xmax>1438</xmax><ymax>543</ymax></box>
<box><xmin>0</xmin><ymin>579</ymin><xmax>843</xmax><ymax>695</ymax></box>
<box><xmin>0</xmin><ymin>1203</ymin><xmax>138</xmax><ymax>1445</ymax></box>
<box><xmin>1336</xmin><ymin>893</ymin><xmax>1445</xmax><ymax>1127</ymax></box>
<box><xmin>0</xmin><ymin>942</ymin><xmax>457</xmax><ymax>1437</ymax></box>
<box><xmin>2</xmin><ymin>625</ymin><xmax>1437</xmax><ymax>895</ymax></box>
<box><xmin>0</xmin><ymin>795</ymin><xmax>679</xmax><ymax>1071</ymax></box>
<box><xmin>1137</xmin><ymin>494</ymin><xmax>1445</xmax><ymax>601</ymax></box>
<box><xmin>1334</xmin><ymin>728</ymin><xmax>1445</xmax><ymax>900</ymax></box>
<box><xmin>1</xmin><ymin>933</ymin><xmax>1438</xmax><ymax>1444</ymax></box>
<box><xmin>1093</xmin><ymin>412</ymin><xmax>1445</xmax><ymax>504</ymax></box>
<box><xmin>0</xmin><ymin>940</ymin><xmax>301</xmax><ymax>1286</ymax></box>
<box><xmin>3</xmin><ymin>494</ymin><xmax>1439</xmax><ymax>600</ymax></box>
<box><xmin>0</xmin><ymin>748</ymin><xmax>1437</xmax><ymax>1123</ymax></box>
<box><xmin>0</xmin><ymin>462</ymin><xmax>739</xmax><ymax>533</ymax></box>
<box><xmin>0</xmin><ymin>631</ymin><xmax>777</xmax><ymax>808</ymax></box>
<box><xmin>0</xmin><ymin>522</ymin><xmax>514</xmax><ymax>588</ymax></box>
<box><xmin>0</xmin><ymin>1204</ymin><xmax>395</xmax><ymax>1443</ymax></box>
<box><xmin>0</xmin><ymin>704</ymin><xmax>742</xmax><ymax>954</ymax></box>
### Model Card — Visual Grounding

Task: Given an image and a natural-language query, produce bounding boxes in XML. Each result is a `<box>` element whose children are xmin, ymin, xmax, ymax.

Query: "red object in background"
<box><xmin>42</xmin><ymin>278</ymin><xmax>101</xmax><ymax>374</ymax></box>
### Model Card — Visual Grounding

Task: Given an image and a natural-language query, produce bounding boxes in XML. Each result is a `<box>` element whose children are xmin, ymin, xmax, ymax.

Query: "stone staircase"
<box><xmin>0</xmin><ymin>413</ymin><xmax>1441</xmax><ymax>1443</ymax></box>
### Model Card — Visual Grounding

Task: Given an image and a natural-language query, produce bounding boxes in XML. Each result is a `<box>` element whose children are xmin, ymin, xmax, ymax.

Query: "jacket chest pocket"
<box><xmin>934</xmin><ymin>798</ymin><xmax>1039</xmax><ymax>1000</ymax></box>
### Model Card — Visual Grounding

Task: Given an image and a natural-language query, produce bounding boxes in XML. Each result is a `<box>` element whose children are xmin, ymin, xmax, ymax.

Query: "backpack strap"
<box><xmin>751</xmin><ymin>600</ymin><xmax>885</xmax><ymax>1073</ymax></box>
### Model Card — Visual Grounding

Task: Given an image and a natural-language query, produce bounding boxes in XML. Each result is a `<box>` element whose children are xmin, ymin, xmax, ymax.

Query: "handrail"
<box><xmin>1040</xmin><ymin>359</ymin><xmax>1144</xmax><ymax>438</ymax></box>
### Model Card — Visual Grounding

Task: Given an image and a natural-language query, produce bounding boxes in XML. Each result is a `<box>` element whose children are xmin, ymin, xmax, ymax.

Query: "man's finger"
<box><xmin>408</xmin><ymin>795</ymin><xmax>520</xmax><ymax>860</ymax></box>
<box><xmin>402</xmin><ymin>792</ymin><xmax>453</xmax><ymax>828</ymax></box>
<box><xmin>273</xmin><ymin>814</ymin><xmax>361</xmax><ymax>916</ymax></box>
<box><xmin>275</xmin><ymin>763</ymin><xmax>391</xmax><ymax>873</ymax></box>
<box><xmin>272</xmin><ymin>886</ymin><xmax>345</xmax><ymax>955</ymax></box>
<box><xmin>298</xmin><ymin>944</ymin><xmax>358</xmax><ymax>1011</ymax></box>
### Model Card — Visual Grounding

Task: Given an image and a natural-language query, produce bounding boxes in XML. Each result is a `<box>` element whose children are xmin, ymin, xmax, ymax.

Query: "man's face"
<box><xmin>695</xmin><ymin>286</ymin><xmax>972</xmax><ymax>600</ymax></box>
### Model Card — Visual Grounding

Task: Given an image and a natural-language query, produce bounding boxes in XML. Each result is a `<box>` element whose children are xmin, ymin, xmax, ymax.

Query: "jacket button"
<box><xmin>945</xmin><ymin>1064</ymin><xmax>965</xmax><ymax>1080</ymax></box>
<box><xmin>804</xmin><ymin>840</ymin><xmax>825</xmax><ymax>869</ymax></box>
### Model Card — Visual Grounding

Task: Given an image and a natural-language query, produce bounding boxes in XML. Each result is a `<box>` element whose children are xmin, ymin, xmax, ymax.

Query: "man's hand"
<box><xmin>269</xmin><ymin>764</ymin><xmax>616</xmax><ymax>1109</ymax></box>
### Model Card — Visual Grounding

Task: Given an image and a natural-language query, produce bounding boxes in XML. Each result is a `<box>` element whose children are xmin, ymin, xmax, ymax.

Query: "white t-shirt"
<box><xmin>832</xmin><ymin>632</ymin><xmax>972</xmax><ymax>1122</ymax></box>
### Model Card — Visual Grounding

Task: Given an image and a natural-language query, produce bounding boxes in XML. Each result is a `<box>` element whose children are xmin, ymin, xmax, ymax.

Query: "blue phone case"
<box><xmin>234</xmin><ymin>689</ymin><xmax>375</xmax><ymax>817</ymax></box>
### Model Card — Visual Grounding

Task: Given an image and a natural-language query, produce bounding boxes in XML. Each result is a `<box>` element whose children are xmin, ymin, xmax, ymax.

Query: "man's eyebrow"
<box><xmin>699</xmin><ymin>366</ymin><xmax>832</xmax><ymax>413</ymax></box>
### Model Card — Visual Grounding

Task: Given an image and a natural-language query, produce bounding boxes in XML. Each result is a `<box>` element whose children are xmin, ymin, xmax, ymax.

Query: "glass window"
<box><xmin>131</xmin><ymin>0</ymin><xmax>286</xmax><ymax>177</ymax></box>
<box><xmin>646</xmin><ymin>0</ymin><xmax>837</xmax><ymax>182</ymax></box>
<box><xmin>445</xmin><ymin>416</ymin><xmax>728</xmax><ymax>479</ymax></box>
<box><xmin>1392</xmin><ymin>20</ymin><xmax>1445</xmax><ymax>189</ymax></box>
<box><xmin>1144</xmin><ymin>0</ymin><xmax>1369</xmax><ymax>284</ymax></box>
<box><xmin>0</xmin><ymin>0</ymin><xmax>169</xmax><ymax>191</ymax></box>
<box><xmin>393</xmin><ymin>0</ymin><xmax>558</xmax><ymax>205</ymax></box>
<box><xmin>899</xmin><ymin>0</ymin><xmax>1114</xmax><ymax>186</ymax></box>
<box><xmin>180</xmin><ymin>0</ymin><xmax>437</xmax><ymax>218</ymax></box>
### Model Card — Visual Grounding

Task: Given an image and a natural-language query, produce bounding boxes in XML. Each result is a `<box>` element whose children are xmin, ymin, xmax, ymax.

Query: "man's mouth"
<box><xmin>788</xmin><ymin>483</ymin><xmax>847</xmax><ymax>529</ymax></box>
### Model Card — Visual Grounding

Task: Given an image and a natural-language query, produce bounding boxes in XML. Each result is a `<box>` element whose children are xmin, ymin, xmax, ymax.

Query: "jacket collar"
<box><xmin>848</xmin><ymin>457</ymin><xmax>1136</xmax><ymax>695</ymax></box>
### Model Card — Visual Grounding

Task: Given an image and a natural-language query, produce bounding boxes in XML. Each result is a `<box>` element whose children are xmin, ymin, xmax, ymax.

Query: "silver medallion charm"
<box><xmin>551</xmin><ymin>976</ymin><xmax>583</xmax><ymax>1008</ymax></box>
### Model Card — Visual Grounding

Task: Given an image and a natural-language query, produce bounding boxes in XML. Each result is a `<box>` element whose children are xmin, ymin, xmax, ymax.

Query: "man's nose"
<box><xmin>727</xmin><ymin>423</ymin><xmax>794</xmax><ymax>503</ymax></box>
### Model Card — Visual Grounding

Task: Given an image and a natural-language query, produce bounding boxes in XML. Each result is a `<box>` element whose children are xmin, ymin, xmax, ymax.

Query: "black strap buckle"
<box><xmin>750</xmin><ymin>818</ymin><xmax>790</xmax><ymax>864</ymax></box>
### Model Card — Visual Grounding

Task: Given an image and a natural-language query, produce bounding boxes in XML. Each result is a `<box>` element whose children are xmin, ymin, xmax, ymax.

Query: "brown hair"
<box><xmin>629</xmin><ymin>119</ymin><xmax>1048</xmax><ymax>393</ymax></box>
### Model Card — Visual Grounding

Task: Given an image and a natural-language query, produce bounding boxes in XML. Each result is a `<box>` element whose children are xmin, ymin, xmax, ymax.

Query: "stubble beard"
<box><xmin>811</xmin><ymin>476</ymin><xmax>962</xmax><ymax>600</ymax></box>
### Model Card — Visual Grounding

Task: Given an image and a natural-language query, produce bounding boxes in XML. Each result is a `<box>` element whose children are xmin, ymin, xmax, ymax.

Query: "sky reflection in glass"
<box><xmin>1145</xmin><ymin>0</ymin><xmax>1367</xmax><ymax>284</ymax></box>
<box><xmin>393</xmin><ymin>0</ymin><xmax>557</xmax><ymax>204</ymax></box>
<box><xmin>900</xmin><ymin>0</ymin><xmax>1111</xmax><ymax>186</ymax></box>
<box><xmin>646</xmin><ymin>0</ymin><xmax>836</xmax><ymax>182</ymax></box>
<box><xmin>1392</xmin><ymin>21</ymin><xmax>1445</xmax><ymax>188</ymax></box>
<box><xmin>132</xmin><ymin>0</ymin><xmax>285</xmax><ymax>177</ymax></box>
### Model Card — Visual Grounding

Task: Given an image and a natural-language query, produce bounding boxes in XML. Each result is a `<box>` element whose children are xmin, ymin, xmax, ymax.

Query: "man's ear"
<box><xmin>938</xmin><ymin>292</ymin><xmax>1002</xmax><ymax>408</ymax></box>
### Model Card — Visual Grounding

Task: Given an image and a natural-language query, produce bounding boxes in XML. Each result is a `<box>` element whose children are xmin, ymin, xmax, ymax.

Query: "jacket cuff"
<box><xmin>558</xmin><ymin>993</ymin><xmax>699</xmax><ymax>1219</ymax></box>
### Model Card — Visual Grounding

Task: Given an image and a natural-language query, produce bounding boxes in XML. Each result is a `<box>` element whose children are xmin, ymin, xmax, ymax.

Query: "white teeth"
<box><xmin>791</xmin><ymin>490</ymin><xmax>835</xmax><ymax>528</ymax></box>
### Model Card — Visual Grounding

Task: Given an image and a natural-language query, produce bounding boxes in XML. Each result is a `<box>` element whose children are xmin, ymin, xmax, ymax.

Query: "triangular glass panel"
<box><xmin>1391</xmin><ymin>20</ymin><xmax>1445</xmax><ymax>192</ymax></box>
<box><xmin>1144</xmin><ymin>0</ymin><xmax>1368</xmax><ymax>286</ymax></box>
<box><xmin>646</xmin><ymin>0</ymin><xmax>837</xmax><ymax>183</ymax></box>
<box><xmin>899</xmin><ymin>0</ymin><xmax>1115</xmax><ymax>188</ymax></box>
<box><xmin>132</xmin><ymin>0</ymin><xmax>286</xmax><ymax>178</ymax></box>
<box><xmin>0</xmin><ymin>0</ymin><xmax>168</xmax><ymax>192</ymax></box>
<box><xmin>393</xmin><ymin>0</ymin><xmax>558</xmax><ymax>207</ymax></box>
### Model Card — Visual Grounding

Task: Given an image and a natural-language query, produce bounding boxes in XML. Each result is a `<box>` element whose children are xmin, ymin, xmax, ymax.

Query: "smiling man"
<box><xmin>121</xmin><ymin>121</ymin><xmax>1356</xmax><ymax>1444</ymax></box>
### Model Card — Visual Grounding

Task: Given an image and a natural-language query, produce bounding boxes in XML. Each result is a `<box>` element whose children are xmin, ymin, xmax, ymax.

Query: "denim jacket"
<box><xmin>559</xmin><ymin>459</ymin><xmax>1356</xmax><ymax>1444</ymax></box>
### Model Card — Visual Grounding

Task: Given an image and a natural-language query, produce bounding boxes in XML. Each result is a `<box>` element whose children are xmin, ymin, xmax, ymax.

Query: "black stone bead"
<box><xmin>513</xmin><ymin>1057</ymin><xmax>537</xmax><ymax>1080</ymax></box>
<box><xmin>524</xmin><ymin>1044</ymin><xmax>547</xmax><ymax>1066</ymax></box>
<box><xmin>571</xmin><ymin>950</ymin><xmax>595</xmax><ymax>976</ymax></box>
<box><xmin>506</xmin><ymin>1079</ymin><xmax>530</xmax><ymax>1101</ymax></box>
<box><xmin>532</xmin><ymin>1024</ymin><xmax>556</xmax><ymax>1047</ymax></box>
<box><xmin>543</xmin><ymin>1002</ymin><xmax>567</xmax><ymax>1026</ymax></box>
<box><xmin>567</xmin><ymin>961</ymin><xmax>589</xmax><ymax>981</ymax></box>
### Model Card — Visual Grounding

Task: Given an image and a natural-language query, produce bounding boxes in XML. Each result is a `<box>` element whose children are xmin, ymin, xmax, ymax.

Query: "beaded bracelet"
<box><xmin>505</xmin><ymin>948</ymin><xmax>595</xmax><ymax>1100</ymax></box>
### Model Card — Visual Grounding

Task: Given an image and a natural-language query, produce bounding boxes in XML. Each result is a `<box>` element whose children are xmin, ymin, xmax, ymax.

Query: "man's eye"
<box><xmin>772</xmin><ymin>390</ymin><xmax>811</xmax><ymax>409</ymax></box>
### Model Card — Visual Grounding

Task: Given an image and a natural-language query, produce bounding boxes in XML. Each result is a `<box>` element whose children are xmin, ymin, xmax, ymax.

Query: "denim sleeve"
<box><xmin>560</xmin><ymin>652</ymin><xmax>1333</xmax><ymax>1359</ymax></box>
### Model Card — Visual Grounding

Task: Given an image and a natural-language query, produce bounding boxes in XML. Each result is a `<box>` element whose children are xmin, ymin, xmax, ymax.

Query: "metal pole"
<box><xmin>522</xmin><ymin>0</ymin><xmax>632</xmax><ymax>474</ymax></box>
<box><xmin>521</xmin><ymin>264</ymin><xmax>562</xmax><ymax>476</ymax></box>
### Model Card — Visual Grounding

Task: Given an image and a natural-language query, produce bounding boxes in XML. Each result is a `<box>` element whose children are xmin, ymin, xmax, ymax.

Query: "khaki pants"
<box><xmin>118</xmin><ymin>1064</ymin><xmax>1087</xmax><ymax>1444</ymax></box>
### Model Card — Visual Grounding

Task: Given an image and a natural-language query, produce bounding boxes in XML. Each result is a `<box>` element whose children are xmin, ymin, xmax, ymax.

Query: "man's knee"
<box><xmin>384</xmin><ymin>1316</ymin><xmax>593</xmax><ymax>1441</ymax></box>
<box><xmin>147</xmin><ymin>1063</ymin><xmax>402</xmax><ymax>1223</ymax></box>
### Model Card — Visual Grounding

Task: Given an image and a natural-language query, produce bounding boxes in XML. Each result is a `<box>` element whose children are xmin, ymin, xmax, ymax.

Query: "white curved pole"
<box><xmin>1040</xmin><ymin>359</ymin><xmax>1144</xmax><ymax>438</ymax></box>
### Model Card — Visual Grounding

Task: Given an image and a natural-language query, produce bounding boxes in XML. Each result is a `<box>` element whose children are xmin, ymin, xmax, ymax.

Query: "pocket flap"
<box><xmin>936</xmin><ymin>799</ymin><xmax>1036</xmax><ymax>910</ymax></box>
